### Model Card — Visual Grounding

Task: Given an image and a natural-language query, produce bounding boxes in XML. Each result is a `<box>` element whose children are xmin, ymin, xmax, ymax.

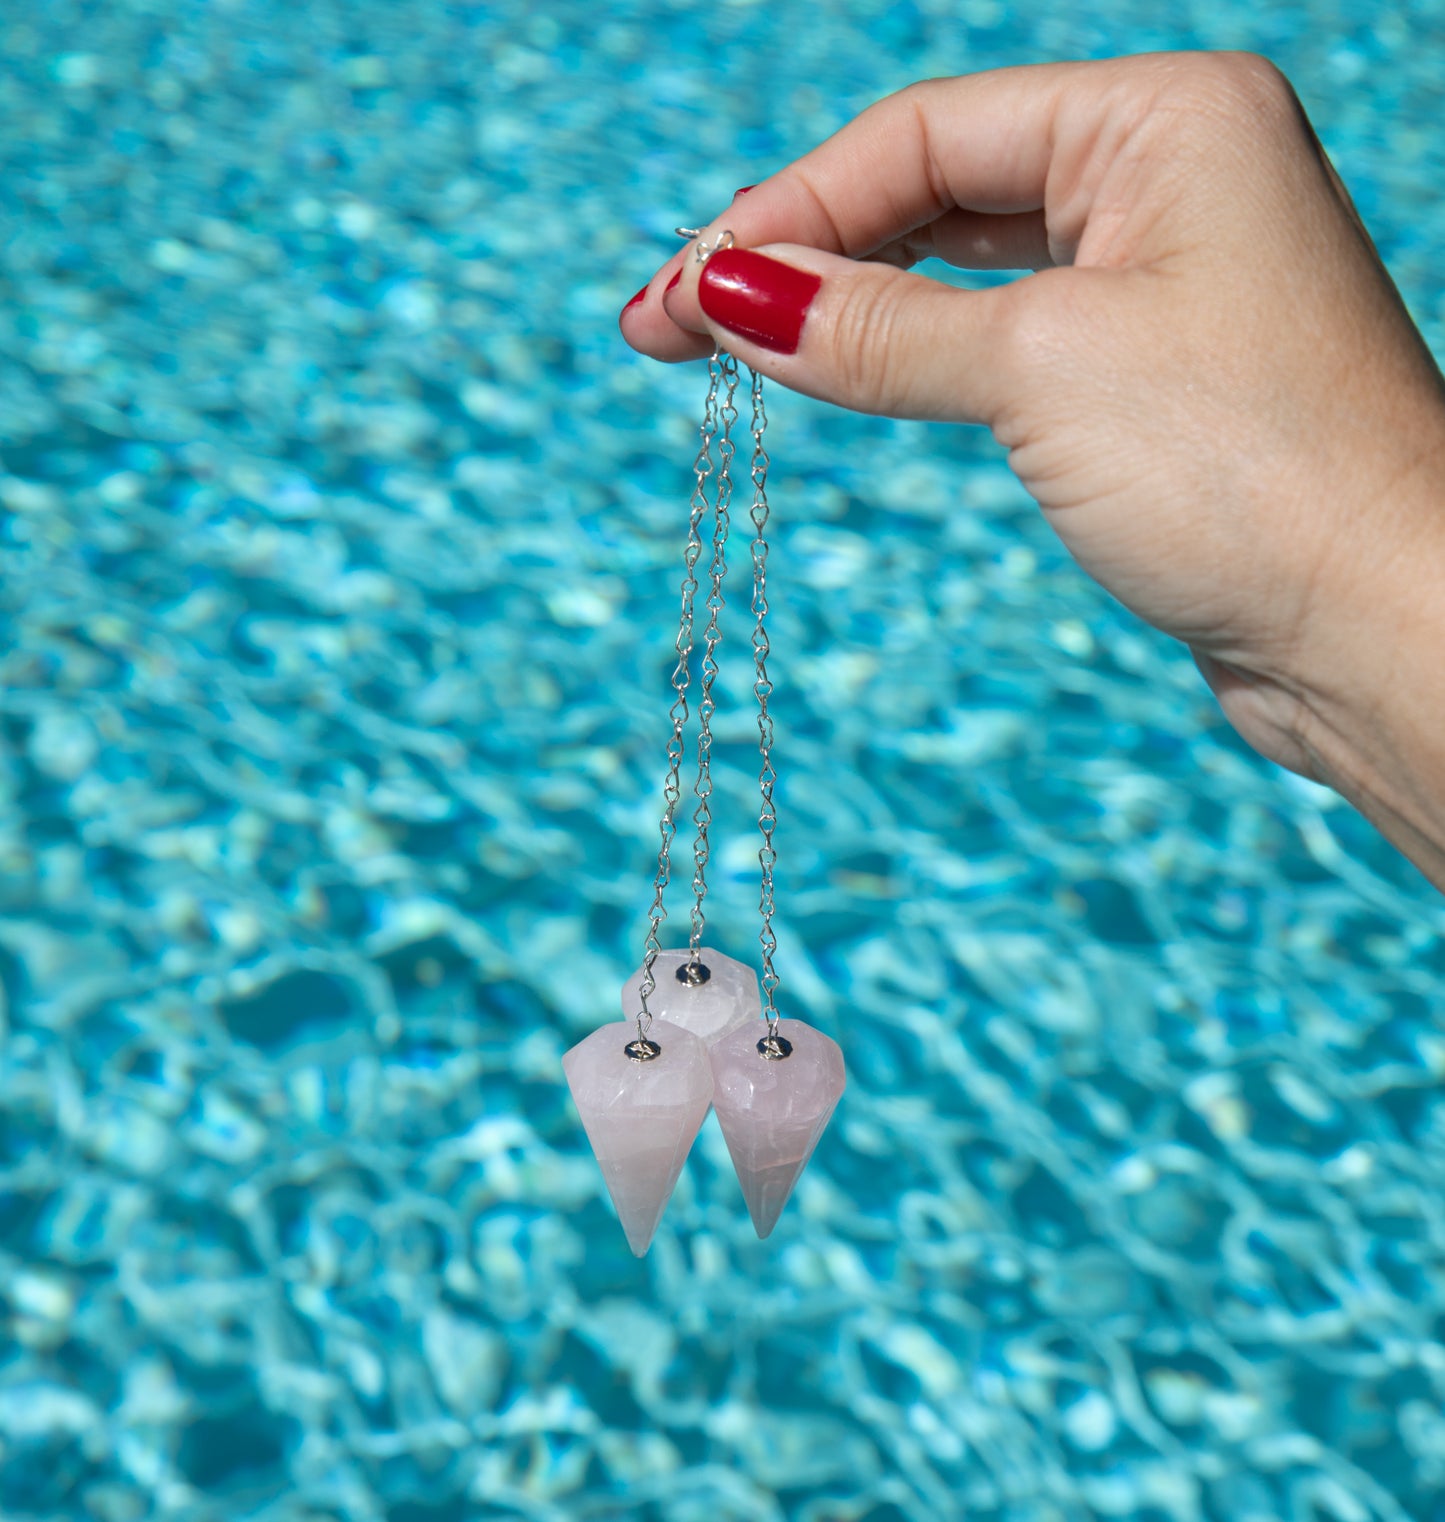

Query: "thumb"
<box><xmin>663</xmin><ymin>242</ymin><xmax>1018</xmax><ymax>426</ymax></box>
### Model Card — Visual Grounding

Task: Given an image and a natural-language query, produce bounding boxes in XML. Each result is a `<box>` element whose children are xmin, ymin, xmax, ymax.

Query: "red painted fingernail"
<box><xmin>734</xmin><ymin>184</ymin><xmax>756</xmax><ymax>197</ymax></box>
<box><xmin>664</xmin><ymin>269</ymin><xmax>682</xmax><ymax>294</ymax></box>
<box><xmin>698</xmin><ymin>248</ymin><xmax>820</xmax><ymax>355</ymax></box>
<box><xmin>621</xmin><ymin>284</ymin><xmax>648</xmax><ymax>314</ymax></box>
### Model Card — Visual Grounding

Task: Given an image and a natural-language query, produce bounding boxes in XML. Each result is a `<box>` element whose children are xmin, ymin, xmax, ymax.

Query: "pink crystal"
<box><xmin>620</xmin><ymin>947</ymin><xmax>760</xmax><ymax>1048</ymax></box>
<box><xmin>562</xmin><ymin>1019</ymin><xmax>713</xmax><ymax>1256</ymax></box>
<box><xmin>709</xmin><ymin>1019</ymin><xmax>845</xmax><ymax>1239</ymax></box>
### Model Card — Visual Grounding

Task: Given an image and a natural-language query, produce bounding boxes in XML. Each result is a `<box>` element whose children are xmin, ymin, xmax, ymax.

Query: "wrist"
<box><xmin>1291</xmin><ymin>422</ymin><xmax>1445</xmax><ymax>887</ymax></box>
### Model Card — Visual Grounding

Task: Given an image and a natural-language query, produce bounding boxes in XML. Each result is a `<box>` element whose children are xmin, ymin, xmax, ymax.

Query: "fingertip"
<box><xmin>633</xmin><ymin>328</ymin><xmax>716</xmax><ymax>363</ymax></box>
<box><xmin>620</xmin><ymin>279</ymin><xmax>716</xmax><ymax>364</ymax></box>
<box><xmin>617</xmin><ymin>251</ymin><xmax>711</xmax><ymax>360</ymax></box>
<box><xmin>660</xmin><ymin>258</ymin><xmax>706</xmax><ymax>335</ymax></box>
<box><xmin>617</xmin><ymin>283</ymin><xmax>649</xmax><ymax>335</ymax></box>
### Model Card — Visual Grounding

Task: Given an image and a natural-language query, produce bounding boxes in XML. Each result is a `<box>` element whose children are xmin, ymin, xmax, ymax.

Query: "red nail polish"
<box><xmin>698</xmin><ymin>248</ymin><xmax>820</xmax><ymax>355</ymax></box>
<box><xmin>734</xmin><ymin>184</ymin><xmax>756</xmax><ymax>197</ymax></box>
<box><xmin>664</xmin><ymin>270</ymin><xmax>682</xmax><ymax>294</ymax></box>
<box><xmin>622</xmin><ymin>284</ymin><xmax>648</xmax><ymax>313</ymax></box>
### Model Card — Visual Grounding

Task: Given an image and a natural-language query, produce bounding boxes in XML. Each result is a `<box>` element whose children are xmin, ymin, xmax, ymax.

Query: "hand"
<box><xmin>621</xmin><ymin>52</ymin><xmax>1445</xmax><ymax>887</ymax></box>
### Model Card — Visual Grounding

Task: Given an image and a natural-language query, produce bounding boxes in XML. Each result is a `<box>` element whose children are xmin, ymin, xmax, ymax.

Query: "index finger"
<box><xmin>622</xmin><ymin>53</ymin><xmax>1269</xmax><ymax>359</ymax></box>
<box><xmin>740</xmin><ymin>66</ymin><xmax>1076</xmax><ymax>258</ymax></box>
<box><xmin>621</xmin><ymin>61</ymin><xmax>1084</xmax><ymax>358</ymax></box>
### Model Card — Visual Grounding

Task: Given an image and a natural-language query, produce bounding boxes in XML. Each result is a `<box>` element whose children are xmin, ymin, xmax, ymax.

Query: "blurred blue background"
<box><xmin>2</xmin><ymin>1</ymin><xmax>1445</xmax><ymax>1519</ymax></box>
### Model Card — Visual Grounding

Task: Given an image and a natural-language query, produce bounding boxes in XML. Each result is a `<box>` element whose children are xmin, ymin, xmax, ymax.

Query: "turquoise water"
<box><xmin>3</xmin><ymin>1</ymin><xmax>1445</xmax><ymax>1518</ymax></box>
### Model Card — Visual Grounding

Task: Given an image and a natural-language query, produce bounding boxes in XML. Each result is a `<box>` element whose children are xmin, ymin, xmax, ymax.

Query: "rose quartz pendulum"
<box><xmin>710</xmin><ymin>1017</ymin><xmax>845</xmax><ymax>1238</ymax></box>
<box><xmin>566</xmin><ymin>253</ymin><xmax>842</xmax><ymax>1251</ymax></box>
<box><xmin>562</xmin><ymin>1019</ymin><xmax>713</xmax><ymax>1257</ymax></box>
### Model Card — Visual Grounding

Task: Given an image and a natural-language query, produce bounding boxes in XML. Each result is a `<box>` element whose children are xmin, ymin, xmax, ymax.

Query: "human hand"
<box><xmin>620</xmin><ymin>53</ymin><xmax>1445</xmax><ymax>886</ymax></box>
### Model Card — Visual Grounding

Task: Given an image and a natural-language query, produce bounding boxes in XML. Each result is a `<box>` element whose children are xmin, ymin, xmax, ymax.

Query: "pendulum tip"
<box><xmin>624</xmin><ymin>1224</ymin><xmax>658</xmax><ymax>1257</ymax></box>
<box><xmin>749</xmin><ymin>1205</ymin><xmax>782</xmax><ymax>1241</ymax></box>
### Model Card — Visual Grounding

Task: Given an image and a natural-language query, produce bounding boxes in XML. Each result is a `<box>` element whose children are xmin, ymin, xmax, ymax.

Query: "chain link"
<box><xmin>748</xmin><ymin>367</ymin><xmax>781</xmax><ymax>1035</ymax></box>
<box><xmin>635</xmin><ymin>351</ymin><xmax>722</xmax><ymax>1036</ymax></box>
<box><xmin>688</xmin><ymin>351</ymin><xmax>739</xmax><ymax>963</ymax></box>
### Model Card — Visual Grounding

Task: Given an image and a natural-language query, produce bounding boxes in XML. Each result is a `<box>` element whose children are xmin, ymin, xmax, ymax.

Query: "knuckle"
<box><xmin>1162</xmin><ymin>50</ymin><xmax>1301</xmax><ymax>129</ymax></box>
<box><xmin>882</xmin><ymin>75</ymin><xmax>949</xmax><ymax>118</ymax></box>
<box><xmin>1211</xmin><ymin>51</ymin><xmax>1294</xmax><ymax>102</ymax></box>
<box><xmin>1206</xmin><ymin>51</ymin><xmax>1298</xmax><ymax>116</ymax></box>
<box><xmin>828</xmin><ymin>272</ymin><xmax>908</xmax><ymax>415</ymax></box>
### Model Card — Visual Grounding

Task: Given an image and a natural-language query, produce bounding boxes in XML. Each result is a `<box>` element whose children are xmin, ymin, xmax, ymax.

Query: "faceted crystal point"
<box><xmin>620</xmin><ymin>947</ymin><xmax>761</xmax><ymax>1048</ymax></box>
<box><xmin>709</xmin><ymin>1019</ymin><xmax>845</xmax><ymax>1239</ymax></box>
<box><xmin>563</xmin><ymin>1019</ymin><xmax>713</xmax><ymax>1257</ymax></box>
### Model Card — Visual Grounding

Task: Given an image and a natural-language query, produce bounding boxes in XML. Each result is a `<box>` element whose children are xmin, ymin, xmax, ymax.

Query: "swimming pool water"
<box><xmin>2</xmin><ymin>1</ymin><xmax>1445</xmax><ymax>1518</ymax></box>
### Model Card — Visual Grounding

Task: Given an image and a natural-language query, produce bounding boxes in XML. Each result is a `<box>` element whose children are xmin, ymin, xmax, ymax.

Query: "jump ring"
<box><xmin>674</xmin><ymin>227</ymin><xmax>736</xmax><ymax>264</ymax></box>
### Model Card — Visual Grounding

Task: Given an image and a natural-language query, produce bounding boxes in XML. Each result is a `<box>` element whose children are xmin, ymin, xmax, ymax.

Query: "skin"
<box><xmin>620</xmin><ymin>52</ymin><xmax>1445</xmax><ymax>891</ymax></box>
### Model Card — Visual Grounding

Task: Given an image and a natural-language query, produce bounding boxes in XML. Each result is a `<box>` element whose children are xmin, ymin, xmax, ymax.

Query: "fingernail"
<box><xmin>734</xmin><ymin>184</ymin><xmax>756</xmax><ymax>197</ymax></box>
<box><xmin>698</xmin><ymin>247</ymin><xmax>820</xmax><ymax>355</ymax></box>
<box><xmin>621</xmin><ymin>284</ymin><xmax>648</xmax><ymax>315</ymax></box>
<box><xmin>664</xmin><ymin>269</ymin><xmax>682</xmax><ymax>294</ymax></box>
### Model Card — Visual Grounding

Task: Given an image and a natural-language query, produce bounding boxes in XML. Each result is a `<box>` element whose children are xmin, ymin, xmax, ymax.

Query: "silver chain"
<box><xmin>635</xmin><ymin>353</ymin><xmax>722</xmax><ymax>1039</ymax></box>
<box><xmin>748</xmin><ymin>366</ymin><xmax>782</xmax><ymax>1039</ymax></box>
<box><xmin>633</xmin><ymin>226</ymin><xmax>784</xmax><ymax>1062</ymax></box>
<box><xmin>689</xmin><ymin>351</ymin><xmax>739</xmax><ymax>964</ymax></box>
